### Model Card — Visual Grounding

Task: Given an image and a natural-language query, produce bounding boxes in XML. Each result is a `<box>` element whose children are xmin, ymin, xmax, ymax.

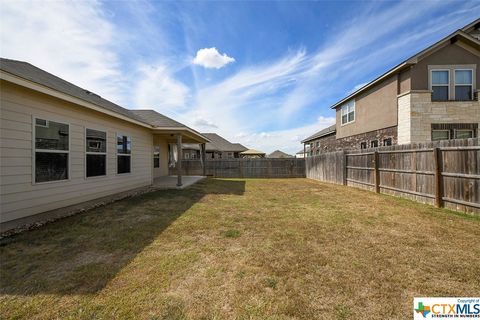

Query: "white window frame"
<box><xmin>454</xmin><ymin>69</ymin><xmax>474</xmax><ymax>101</ymax></box>
<box><xmin>116</xmin><ymin>133</ymin><xmax>132</xmax><ymax>175</ymax></box>
<box><xmin>185</xmin><ymin>153</ymin><xmax>190</xmax><ymax>159</ymax></box>
<box><xmin>370</xmin><ymin>140</ymin><xmax>378</xmax><ymax>148</ymax></box>
<box><xmin>32</xmin><ymin>116</ymin><xmax>70</xmax><ymax>185</ymax></box>
<box><xmin>430</xmin><ymin>69</ymin><xmax>450</xmax><ymax>101</ymax></box>
<box><xmin>341</xmin><ymin>100</ymin><xmax>355</xmax><ymax>125</ymax></box>
<box><xmin>85</xmin><ymin>127</ymin><xmax>107</xmax><ymax>179</ymax></box>
<box><xmin>431</xmin><ymin>129</ymin><xmax>450</xmax><ymax>141</ymax></box>
<box><xmin>35</xmin><ymin>118</ymin><xmax>49</xmax><ymax>128</ymax></box>
<box><xmin>454</xmin><ymin>128</ymin><xmax>474</xmax><ymax>139</ymax></box>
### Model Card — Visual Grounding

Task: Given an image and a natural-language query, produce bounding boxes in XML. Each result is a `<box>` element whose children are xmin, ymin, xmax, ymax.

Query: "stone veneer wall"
<box><xmin>397</xmin><ymin>91</ymin><xmax>413</xmax><ymax>144</ymax></box>
<box><xmin>309</xmin><ymin>126</ymin><xmax>398</xmax><ymax>154</ymax></box>
<box><xmin>397</xmin><ymin>91</ymin><xmax>480</xmax><ymax>144</ymax></box>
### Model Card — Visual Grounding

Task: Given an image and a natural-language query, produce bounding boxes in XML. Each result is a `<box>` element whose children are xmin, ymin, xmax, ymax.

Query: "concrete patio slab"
<box><xmin>152</xmin><ymin>175</ymin><xmax>206</xmax><ymax>190</ymax></box>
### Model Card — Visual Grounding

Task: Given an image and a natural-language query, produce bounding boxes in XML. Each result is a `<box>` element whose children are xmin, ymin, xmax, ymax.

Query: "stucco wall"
<box><xmin>336</xmin><ymin>75</ymin><xmax>398</xmax><ymax>139</ymax></box>
<box><xmin>410</xmin><ymin>41</ymin><xmax>480</xmax><ymax>91</ymax></box>
<box><xmin>0</xmin><ymin>81</ymin><xmax>154</xmax><ymax>223</ymax></box>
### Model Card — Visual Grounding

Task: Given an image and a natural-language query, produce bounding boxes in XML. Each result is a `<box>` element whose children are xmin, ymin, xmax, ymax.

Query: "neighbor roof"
<box><xmin>267</xmin><ymin>150</ymin><xmax>293</xmax><ymax>158</ymax></box>
<box><xmin>330</xmin><ymin>18</ymin><xmax>480</xmax><ymax>109</ymax></box>
<box><xmin>301</xmin><ymin>124</ymin><xmax>336</xmax><ymax>143</ymax></box>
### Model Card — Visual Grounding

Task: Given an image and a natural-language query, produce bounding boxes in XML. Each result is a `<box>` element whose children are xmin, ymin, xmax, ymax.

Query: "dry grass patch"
<box><xmin>1</xmin><ymin>178</ymin><xmax>479</xmax><ymax>319</ymax></box>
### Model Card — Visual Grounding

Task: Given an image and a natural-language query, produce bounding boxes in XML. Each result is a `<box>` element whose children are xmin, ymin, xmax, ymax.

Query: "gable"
<box><xmin>410</xmin><ymin>41</ymin><xmax>480</xmax><ymax>91</ymax></box>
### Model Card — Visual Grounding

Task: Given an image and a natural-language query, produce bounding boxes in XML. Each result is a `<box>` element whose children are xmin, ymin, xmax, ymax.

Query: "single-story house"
<box><xmin>0</xmin><ymin>58</ymin><xmax>209</xmax><ymax>231</ymax></box>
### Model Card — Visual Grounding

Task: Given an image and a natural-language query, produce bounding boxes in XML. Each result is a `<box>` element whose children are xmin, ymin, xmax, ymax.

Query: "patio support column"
<box><xmin>201</xmin><ymin>143</ymin><xmax>206</xmax><ymax>176</ymax></box>
<box><xmin>176</xmin><ymin>133</ymin><xmax>183</xmax><ymax>187</ymax></box>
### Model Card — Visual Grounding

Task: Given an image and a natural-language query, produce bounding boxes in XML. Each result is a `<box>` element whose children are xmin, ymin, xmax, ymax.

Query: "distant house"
<box><xmin>240</xmin><ymin>149</ymin><xmax>266</xmax><ymax>158</ymax></box>
<box><xmin>267</xmin><ymin>150</ymin><xmax>293</xmax><ymax>158</ymax></box>
<box><xmin>295</xmin><ymin>149</ymin><xmax>307</xmax><ymax>158</ymax></box>
<box><xmin>0</xmin><ymin>58</ymin><xmax>209</xmax><ymax>230</ymax></box>
<box><xmin>301</xmin><ymin>125</ymin><xmax>336</xmax><ymax>155</ymax></box>
<box><xmin>301</xmin><ymin>19</ymin><xmax>480</xmax><ymax>155</ymax></box>
<box><xmin>183</xmin><ymin>133</ymin><xmax>247</xmax><ymax>159</ymax></box>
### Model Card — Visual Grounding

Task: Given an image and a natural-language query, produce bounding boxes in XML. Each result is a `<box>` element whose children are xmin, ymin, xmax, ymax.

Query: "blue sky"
<box><xmin>1</xmin><ymin>1</ymin><xmax>479</xmax><ymax>153</ymax></box>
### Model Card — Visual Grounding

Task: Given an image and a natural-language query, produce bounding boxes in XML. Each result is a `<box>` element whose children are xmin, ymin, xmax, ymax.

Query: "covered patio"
<box><xmin>130</xmin><ymin>110</ymin><xmax>210</xmax><ymax>188</ymax></box>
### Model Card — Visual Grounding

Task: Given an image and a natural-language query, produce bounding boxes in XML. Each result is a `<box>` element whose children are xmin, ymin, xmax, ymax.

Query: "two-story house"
<box><xmin>302</xmin><ymin>19</ymin><xmax>480</xmax><ymax>153</ymax></box>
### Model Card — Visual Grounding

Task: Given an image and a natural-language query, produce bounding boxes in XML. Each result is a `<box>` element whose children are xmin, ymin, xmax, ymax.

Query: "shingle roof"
<box><xmin>301</xmin><ymin>124</ymin><xmax>336</xmax><ymax>143</ymax></box>
<box><xmin>267</xmin><ymin>150</ymin><xmax>293</xmax><ymax>158</ymax></box>
<box><xmin>202</xmin><ymin>133</ymin><xmax>248</xmax><ymax>152</ymax></box>
<box><xmin>0</xmin><ymin>58</ymin><xmax>148</xmax><ymax>124</ymax></box>
<box><xmin>129</xmin><ymin>110</ymin><xmax>185</xmax><ymax>128</ymax></box>
<box><xmin>1</xmin><ymin>58</ymin><xmax>210</xmax><ymax>142</ymax></box>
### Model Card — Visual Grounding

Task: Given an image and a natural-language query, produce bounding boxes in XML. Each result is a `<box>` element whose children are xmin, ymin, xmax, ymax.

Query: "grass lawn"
<box><xmin>1</xmin><ymin>178</ymin><xmax>479</xmax><ymax>319</ymax></box>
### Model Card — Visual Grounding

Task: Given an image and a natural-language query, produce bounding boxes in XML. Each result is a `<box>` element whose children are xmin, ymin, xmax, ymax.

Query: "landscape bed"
<box><xmin>1</xmin><ymin>178</ymin><xmax>479</xmax><ymax>319</ymax></box>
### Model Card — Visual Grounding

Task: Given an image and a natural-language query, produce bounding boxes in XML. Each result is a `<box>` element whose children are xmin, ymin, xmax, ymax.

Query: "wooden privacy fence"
<box><xmin>170</xmin><ymin>158</ymin><xmax>306</xmax><ymax>178</ymax></box>
<box><xmin>306</xmin><ymin>138</ymin><xmax>479</xmax><ymax>214</ymax></box>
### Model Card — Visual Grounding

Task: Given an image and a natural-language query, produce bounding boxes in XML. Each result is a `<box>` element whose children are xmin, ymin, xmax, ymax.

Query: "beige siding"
<box><xmin>0</xmin><ymin>81</ymin><xmax>155</xmax><ymax>223</ymax></box>
<box><xmin>336</xmin><ymin>75</ymin><xmax>398</xmax><ymax>139</ymax></box>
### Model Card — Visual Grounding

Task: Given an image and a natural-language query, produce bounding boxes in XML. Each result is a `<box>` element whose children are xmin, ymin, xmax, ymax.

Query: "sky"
<box><xmin>1</xmin><ymin>1</ymin><xmax>479</xmax><ymax>154</ymax></box>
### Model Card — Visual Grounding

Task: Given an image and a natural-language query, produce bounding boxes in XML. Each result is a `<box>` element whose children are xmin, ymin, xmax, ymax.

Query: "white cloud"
<box><xmin>133</xmin><ymin>64</ymin><xmax>190</xmax><ymax>109</ymax></box>
<box><xmin>193</xmin><ymin>47</ymin><xmax>235</xmax><ymax>69</ymax></box>
<box><xmin>232</xmin><ymin>116</ymin><xmax>336</xmax><ymax>155</ymax></box>
<box><xmin>192</xmin><ymin>117</ymin><xmax>218</xmax><ymax>129</ymax></box>
<box><xmin>0</xmin><ymin>0</ymin><xmax>125</xmax><ymax>104</ymax></box>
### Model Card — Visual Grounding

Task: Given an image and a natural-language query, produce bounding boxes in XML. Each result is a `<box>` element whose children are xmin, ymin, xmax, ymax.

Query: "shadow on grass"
<box><xmin>0</xmin><ymin>178</ymin><xmax>245</xmax><ymax>296</ymax></box>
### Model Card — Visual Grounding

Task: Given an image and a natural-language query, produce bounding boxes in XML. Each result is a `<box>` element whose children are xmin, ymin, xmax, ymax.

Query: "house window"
<box><xmin>454</xmin><ymin>70</ymin><xmax>473</xmax><ymax>101</ymax></box>
<box><xmin>431</xmin><ymin>70</ymin><xmax>449</xmax><ymax>101</ymax></box>
<box><xmin>454</xmin><ymin>129</ymin><xmax>474</xmax><ymax>139</ymax></box>
<box><xmin>34</xmin><ymin>118</ymin><xmax>69</xmax><ymax>183</ymax></box>
<box><xmin>360</xmin><ymin>142</ymin><xmax>367</xmax><ymax>149</ymax></box>
<box><xmin>371</xmin><ymin>140</ymin><xmax>378</xmax><ymax>148</ymax></box>
<box><xmin>86</xmin><ymin>129</ymin><xmax>106</xmax><ymax>178</ymax></box>
<box><xmin>316</xmin><ymin>149</ymin><xmax>320</xmax><ymax>155</ymax></box>
<box><xmin>117</xmin><ymin>134</ymin><xmax>131</xmax><ymax>174</ymax></box>
<box><xmin>383</xmin><ymin>138</ymin><xmax>392</xmax><ymax>146</ymax></box>
<box><xmin>432</xmin><ymin>130</ymin><xmax>450</xmax><ymax>141</ymax></box>
<box><xmin>341</xmin><ymin>100</ymin><xmax>355</xmax><ymax>125</ymax></box>
<box><xmin>185</xmin><ymin>153</ymin><xmax>190</xmax><ymax>159</ymax></box>
<box><xmin>191</xmin><ymin>153</ymin><xmax>197</xmax><ymax>159</ymax></box>
<box><xmin>316</xmin><ymin>141</ymin><xmax>320</xmax><ymax>147</ymax></box>
<box><xmin>153</xmin><ymin>146</ymin><xmax>160</xmax><ymax>168</ymax></box>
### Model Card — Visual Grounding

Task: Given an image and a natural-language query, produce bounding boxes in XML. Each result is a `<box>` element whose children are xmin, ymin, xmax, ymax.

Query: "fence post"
<box><xmin>433</xmin><ymin>147</ymin><xmax>443</xmax><ymax>207</ymax></box>
<box><xmin>343</xmin><ymin>151</ymin><xmax>347</xmax><ymax>185</ymax></box>
<box><xmin>374</xmin><ymin>151</ymin><xmax>380</xmax><ymax>193</ymax></box>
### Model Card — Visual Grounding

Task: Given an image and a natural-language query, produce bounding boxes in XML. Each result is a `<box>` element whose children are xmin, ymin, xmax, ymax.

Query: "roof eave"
<box><xmin>301</xmin><ymin>130</ymin><xmax>336</xmax><ymax>143</ymax></box>
<box><xmin>0</xmin><ymin>70</ymin><xmax>153</xmax><ymax>129</ymax></box>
